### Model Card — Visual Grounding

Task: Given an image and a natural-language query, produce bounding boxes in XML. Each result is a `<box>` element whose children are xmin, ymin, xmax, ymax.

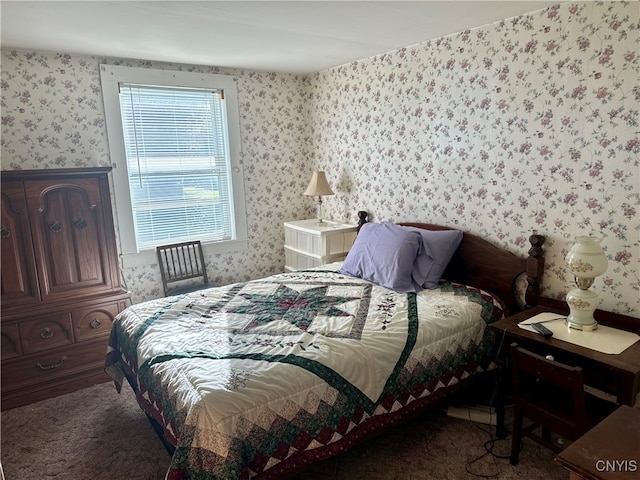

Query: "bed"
<box><xmin>105</xmin><ymin>217</ymin><xmax>545</xmax><ymax>479</ymax></box>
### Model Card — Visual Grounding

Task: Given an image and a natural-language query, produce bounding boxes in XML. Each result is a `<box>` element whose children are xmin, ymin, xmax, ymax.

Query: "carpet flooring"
<box><xmin>1</xmin><ymin>381</ymin><xmax>571</xmax><ymax>480</ymax></box>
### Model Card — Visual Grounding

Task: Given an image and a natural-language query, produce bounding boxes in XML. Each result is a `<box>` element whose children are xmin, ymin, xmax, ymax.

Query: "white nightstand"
<box><xmin>284</xmin><ymin>219</ymin><xmax>358</xmax><ymax>271</ymax></box>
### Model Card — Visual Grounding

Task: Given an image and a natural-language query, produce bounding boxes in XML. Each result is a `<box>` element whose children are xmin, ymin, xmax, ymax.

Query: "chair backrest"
<box><xmin>156</xmin><ymin>241</ymin><xmax>209</xmax><ymax>296</ymax></box>
<box><xmin>510</xmin><ymin>342</ymin><xmax>588</xmax><ymax>438</ymax></box>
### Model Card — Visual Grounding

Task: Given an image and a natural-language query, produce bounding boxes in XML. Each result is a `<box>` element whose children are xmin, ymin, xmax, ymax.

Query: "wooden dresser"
<box><xmin>1</xmin><ymin>167</ymin><xmax>130</xmax><ymax>410</ymax></box>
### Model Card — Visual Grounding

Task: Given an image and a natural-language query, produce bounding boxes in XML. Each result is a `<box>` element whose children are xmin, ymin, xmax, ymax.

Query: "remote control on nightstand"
<box><xmin>531</xmin><ymin>322</ymin><xmax>553</xmax><ymax>338</ymax></box>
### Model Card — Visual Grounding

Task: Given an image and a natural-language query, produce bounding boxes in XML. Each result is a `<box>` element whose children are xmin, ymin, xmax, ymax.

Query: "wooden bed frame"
<box><xmin>402</xmin><ymin>223</ymin><xmax>544</xmax><ymax>313</ymax></box>
<box><xmin>356</xmin><ymin>211</ymin><xmax>545</xmax><ymax>314</ymax></box>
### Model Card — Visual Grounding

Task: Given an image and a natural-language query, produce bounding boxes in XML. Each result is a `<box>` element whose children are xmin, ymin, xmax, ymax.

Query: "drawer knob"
<box><xmin>89</xmin><ymin>317</ymin><xmax>102</xmax><ymax>329</ymax></box>
<box><xmin>74</xmin><ymin>218</ymin><xmax>87</xmax><ymax>230</ymax></box>
<box><xmin>1</xmin><ymin>225</ymin><xmax>10</xmax><ymax>239</ymax></box>
<box><xmin>40</xmin><ymin>328</ymin><xmax>54</xmax><ymax>339</ymax></box>
<box><xmin>36</xmin><ymin>356</ymin><xmax>67</xmax><ymax>370</ymax></box>
<box><xmin>49</xmin><ymin>221</ymin><xmax>62</xmax><ymax>233</ymax></box>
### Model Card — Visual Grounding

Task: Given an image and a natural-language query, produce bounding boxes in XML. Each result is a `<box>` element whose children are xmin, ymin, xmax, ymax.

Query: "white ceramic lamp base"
<box><xmin>566</xmin><ymin>287</ymin><xmax>599</xmax><ymax>331</ymax></box>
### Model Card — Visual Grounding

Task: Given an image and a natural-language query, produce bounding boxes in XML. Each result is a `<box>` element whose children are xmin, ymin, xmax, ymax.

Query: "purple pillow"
<box><xmin>340</xmin><ymin>221</ymin><xmax>430</xmax><ymax>293</ymax></box>
<box><xmin>405</xmin><ymin>227</ymin><xmax>463</xmax><ymax>288</ymax></box>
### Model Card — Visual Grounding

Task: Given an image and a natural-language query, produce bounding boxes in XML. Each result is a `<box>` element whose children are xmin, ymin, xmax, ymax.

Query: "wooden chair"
<box><xmin>509</xmin><ymin>342</ymin><xmax>617</xmax><ymax>465</ymax></box>
<box><xmin>156</xmin><ymin>241</ymin><xmax>214</xmax><ymax>296</ymax></box>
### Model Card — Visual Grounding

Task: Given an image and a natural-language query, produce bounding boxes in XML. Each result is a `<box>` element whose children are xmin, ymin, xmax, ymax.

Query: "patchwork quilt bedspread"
<box><xmin>105</xmin><ymin>266</ymin><xmax>506</xmax><ymax>479</ymax></box>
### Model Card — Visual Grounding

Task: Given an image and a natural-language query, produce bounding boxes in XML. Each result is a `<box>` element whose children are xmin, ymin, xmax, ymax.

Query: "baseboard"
<box><xmin>446</xmin><ymin>404</ymin><xmax>496</xmax><ymax>426</ymax></box>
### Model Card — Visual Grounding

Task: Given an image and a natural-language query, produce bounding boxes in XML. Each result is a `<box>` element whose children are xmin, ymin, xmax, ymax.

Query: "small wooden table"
<box><xmin>489</xmin><ymin>301</ymin><xmax>640</xmax><ymax>438</ymax></box>
<box><xmin>555</xmin><ymin>405</ymin><xmax>640</xmax><ymax>480</ymax></box>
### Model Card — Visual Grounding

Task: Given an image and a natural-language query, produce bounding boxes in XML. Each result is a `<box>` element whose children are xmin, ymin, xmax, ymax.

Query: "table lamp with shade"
<box><xmin>564</xmin><ymin>236</ymin><xmax>608</xmax><ymax>331</ymax></box>
<box><xmin>304</xmin><ymin>171</ymin><xmax>334</xmax><ymax>225</ymax></box>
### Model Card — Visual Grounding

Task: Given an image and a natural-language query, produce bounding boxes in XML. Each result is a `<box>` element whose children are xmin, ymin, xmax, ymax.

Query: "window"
<box><xmin>100</xmin><ymin>65</ymin><xmax>247</xmax><ymax>267</ymax></box>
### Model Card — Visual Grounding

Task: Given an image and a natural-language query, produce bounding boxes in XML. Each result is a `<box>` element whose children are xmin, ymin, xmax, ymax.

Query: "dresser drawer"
<box><xmin>19</xmin><ymin>313</ymin><xmax>74</xmax><ymax>354</ymax></box>
<box><xmin>72</xmin><ymin>302</ymin><xmax>119</xmax><ymax>342</ymax></box>
<box><xmin>1</xmin><ymin>323</ymin><xmax>22</xmax><ymax>359</ymax></box>
<box><xmin>1</xmin><ymin>340</ymin><xmax>107</xmax><ymax>392</ymax></box>
<box><xmin>285</xmin><ymin>247</ymin><xmax>322</xmax><ymax>270</ymax></box>
<box><xmin>284</xmin><ymin>246</ymin><xmax>348</xmax><ymax>271</ymax></box>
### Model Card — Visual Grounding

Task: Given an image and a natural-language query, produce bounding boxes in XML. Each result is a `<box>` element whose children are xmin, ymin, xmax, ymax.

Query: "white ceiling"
<box><xmin>1</xmin><ymin>1</ymin><xmax>558</xmax><ymax>74</ymax></box>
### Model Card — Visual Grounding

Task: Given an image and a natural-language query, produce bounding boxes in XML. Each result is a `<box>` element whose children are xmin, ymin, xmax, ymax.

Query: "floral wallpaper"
<box><xmin>1</xmin><ymin>55</ymin><xmax>315</xmax><ymax>302</ymax></box>
<box><xmin>308</xmin><ymin>1</ymin><xmax>639</xmax><ymax>317</ymax></box>
<box><xmin>2</xmin><ymin>1</ymin><xmax>639</xmax><ymax>317</ymax></box>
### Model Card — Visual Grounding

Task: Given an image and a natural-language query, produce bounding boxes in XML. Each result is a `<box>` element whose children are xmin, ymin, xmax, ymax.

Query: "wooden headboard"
<box><xmin>399</xmin><ymin>222</ymin><xmax>545</xmax><ymax>314</ymax></box>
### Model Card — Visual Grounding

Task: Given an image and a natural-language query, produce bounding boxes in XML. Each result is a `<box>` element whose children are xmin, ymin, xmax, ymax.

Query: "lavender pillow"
<box><xmin>405</xmin><ymin>227</ymin><xmax>463</xmax><ymax>288</ymax></box>
<box><xmin>340</xmin><ymin>221</ymin><xmax>430</xmax><ymax>293</ymax></box>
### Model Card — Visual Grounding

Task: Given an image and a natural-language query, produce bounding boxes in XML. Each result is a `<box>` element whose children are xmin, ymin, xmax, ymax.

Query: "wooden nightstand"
<box><xmin>489</xmin><ymin>301</ymin><xmax>640</xmax><ymax>438</ymax></box>
<box><xmin>283</xmin><ymin>219</ymin><xmax>357</xmax><ymax>271</ymax></box>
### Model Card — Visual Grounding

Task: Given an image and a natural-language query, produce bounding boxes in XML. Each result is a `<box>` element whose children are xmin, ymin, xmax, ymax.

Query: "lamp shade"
<box><xmin>565</xmin><ymin>236</ymin><xmax>608</xmax><ymax>278</ymax></box>
<box><xmin>304</xmin><ymin>171</ymin><xmax>334</xmax><ymax>196</ymax></box>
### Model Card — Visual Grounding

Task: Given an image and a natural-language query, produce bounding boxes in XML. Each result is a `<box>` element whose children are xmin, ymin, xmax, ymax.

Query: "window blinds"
<box><xmin>118</xmin><ymin>84</ymin><xmax>233</xmax><ymax>250</ymax></box>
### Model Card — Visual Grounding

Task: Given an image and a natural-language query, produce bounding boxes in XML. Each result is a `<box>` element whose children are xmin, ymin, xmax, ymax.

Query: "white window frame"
<box><xmin>100</xmin><ymin>64</ymin><xmax>247</xmax><ymax>268</ymax></box>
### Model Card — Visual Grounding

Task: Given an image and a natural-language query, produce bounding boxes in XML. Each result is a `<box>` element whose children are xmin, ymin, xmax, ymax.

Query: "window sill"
<box><xmin>120</xmin><ymin>237</ymin><xmax>248</xmax><ymax>269</ymax></box>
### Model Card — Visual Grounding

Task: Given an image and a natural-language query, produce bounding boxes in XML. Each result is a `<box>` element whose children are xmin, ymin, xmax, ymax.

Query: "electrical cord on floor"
<box><xmin>463</xmin><ymin>408</ymin><xmax>501</xmax><ymax>478</ymax></box>
<box><xmin>463</xmin><ymin>396</ymin><xmax>514</xmax><ymax>477</ymax></box>
<box><xmin>464</xmin><ymin>325</ymin><xmax>515</xmax><ymax>478</ymax></box>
